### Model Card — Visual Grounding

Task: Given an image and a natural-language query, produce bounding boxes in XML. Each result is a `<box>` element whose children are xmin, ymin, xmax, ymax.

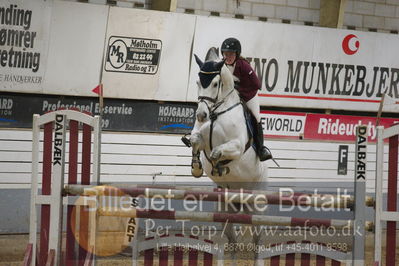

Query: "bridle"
<box><xmin>197</xmin><ymin>72</ymin><xmax>237</xmax><ymax>118</ymax></box>
<box><xmin>197</xmin><ymin>70</ymin><xmax>222</xmax><ymax>109</ymax></box>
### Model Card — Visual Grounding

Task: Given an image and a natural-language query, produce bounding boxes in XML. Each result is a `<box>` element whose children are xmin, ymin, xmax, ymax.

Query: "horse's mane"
<box><xmin>220</xmin><ymin>64</ymin><xmax>235</xmax><ymax>92</ymax></box>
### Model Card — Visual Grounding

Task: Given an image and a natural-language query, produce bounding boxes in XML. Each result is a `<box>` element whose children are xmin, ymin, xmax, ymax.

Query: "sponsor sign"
<box><xmin>158</xmin><ymin>104</ymin><xmax>195</xmax><ymax>130</ymax></box>
<box><xmin>304</xmin><ymin>113</ymin><xmax>399</xmax><ymax>142</ymax></box>
<box><xmin>105</xmin><ymin>36</ymin><xmax>162</xmax><ymax>74</ymax></box>
<box><xmin>0</xmin><ymin>93</ymin><xmax>195</xmax><ymax>133</ymax></box>
<box><xmin>0</xmin><ymin>0</ymin><xmax>51</xmax><ymax>93</ymax></box>
<box><xmin>355</xmin><ymin>126</ymin><xmax>367</xmax><ymax>180</ymax></box>
<box><xmin>1</xmin><ymin>92</ymin><xmax>398</xmax><ymax>143</ymax></box>
<box><xmin>190</xmin><ymin>16</ymin><xmax>399</xmax><ymax>112</ymax></box>
<box><xmin>260</xmin><ymin>111</ymin><xmax>398</xmax><ymax>142</ymax></box>
<box><xmin>260</xmin><ymin>111</ymin><xmax>306</xmax><ymax>138</ymax></box>
<box><xmin>102</xmin><ymin>7</ymin><xmax>195</xmax><ymax>101</ymax></box>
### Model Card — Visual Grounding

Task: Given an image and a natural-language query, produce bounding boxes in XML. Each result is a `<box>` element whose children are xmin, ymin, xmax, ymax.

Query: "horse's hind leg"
<box><xmin>190</xmin><ymin>132</ymin><xmax>204</xmax><ymax>177</ymax></box>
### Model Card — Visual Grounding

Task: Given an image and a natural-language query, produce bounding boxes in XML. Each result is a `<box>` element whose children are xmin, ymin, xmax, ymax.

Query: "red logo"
<box><xmin>342</xmin><ymin>34</ymin><xmax>359</xmax><ymax>55</ymax></box>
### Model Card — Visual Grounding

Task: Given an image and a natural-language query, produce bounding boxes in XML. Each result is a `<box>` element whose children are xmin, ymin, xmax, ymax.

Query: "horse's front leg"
<box><xmin>210</xmin><ymin>139</ymin><xmax>243</xmax><ymax>176</ymax></box>
<box><xmin>190</xmin><ymin>132</ymin><xmax>205</xmax><ymax>177</ymax></box>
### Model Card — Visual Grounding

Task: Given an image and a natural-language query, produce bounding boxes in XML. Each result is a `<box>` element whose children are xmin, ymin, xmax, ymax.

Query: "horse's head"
<box><xmin>194</xmin><ymin>48</ymin><xmax>235</xmax><ymax>122</ymax></box>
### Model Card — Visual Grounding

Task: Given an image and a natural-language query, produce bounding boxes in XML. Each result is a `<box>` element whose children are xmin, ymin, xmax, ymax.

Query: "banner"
<box><xmin>304</xmin><ymin>113</ymin><xmax>399</xmax><ymax>142</ymax></box>
<box><xmin>3</xmin><ymin>91</ymin><xmax>397</xmax><ymax>142</ymax></box>
<box><xmin>0</xmin><ymin>93</ymin><xmax>196</xmax><ymax>134</ymax></box>
<box><xmin>261</xmin><ymin>111</ymin><xmax>306</xmax><ymax>139</ymax></box>
<box><xmin>0</xmin><ymin>0</ymin><xmax>51</xmax><ymax>93</ymax></box>
<box><xmin>102</xmin><ymin>7</ymin><xmax>195</xmax><ymax>101</ymax></box>
<box><xmin>189</xmin><ymin>16</ymin><xmax>399</xmax><ymax>112</ymax></box>
<box><xmin>260</xmin><ymin>111</ymin><xmax>398</xmax><ymax>142</ymax></box>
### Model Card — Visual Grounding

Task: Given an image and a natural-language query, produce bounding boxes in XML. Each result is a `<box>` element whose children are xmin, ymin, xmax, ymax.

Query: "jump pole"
<box><xmin>65</xmin><ymin>184</ymin><xmax>374</xmax><ymax>209</ymax></box>
<box><xmin>97</xmin><ymin>207</ymin><xmax>372</xmax><ymax>231</ymax></box>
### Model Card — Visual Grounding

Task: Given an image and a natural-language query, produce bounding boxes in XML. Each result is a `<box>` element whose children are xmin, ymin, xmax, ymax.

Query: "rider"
<box><xmin>221</xmin><ymin>37</ymin><xmax>272</xmax><ymax>161</ymax></box>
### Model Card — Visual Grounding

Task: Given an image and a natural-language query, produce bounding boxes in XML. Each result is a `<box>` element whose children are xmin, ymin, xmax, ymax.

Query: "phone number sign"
<box><xmin>105</xmin><ymin>36</ymin><xmax>162</xmax><ymax>74</ymax></box>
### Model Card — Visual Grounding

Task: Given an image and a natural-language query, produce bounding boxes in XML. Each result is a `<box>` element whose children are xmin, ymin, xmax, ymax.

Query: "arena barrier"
<box><xmin>26</xmin><ymin>110</ymin><xmax>374</xmax><ymax>265</ymax></box>
<box><xmin>374</xmin><ymin>123</ymin><xmax>399</xmax><ymax>266</ymax></box>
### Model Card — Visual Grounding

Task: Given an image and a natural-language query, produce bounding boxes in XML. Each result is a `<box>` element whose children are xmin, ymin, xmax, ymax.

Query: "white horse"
<box><xmin>189</xmin><ymin>47</ymin><xmax>268</xmax><ymax>190</ymax></box>
<box><xmin>188</xmin><ymin>48</ymin><xmax>268</xmax><ymax>264</ymax></box>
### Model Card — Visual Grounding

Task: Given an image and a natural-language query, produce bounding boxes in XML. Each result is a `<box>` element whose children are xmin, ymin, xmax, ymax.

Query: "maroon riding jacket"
<box><xmin>232</xmin><ymin>58</ymin><xmax>261</xmax><ymax>102</ymax></box>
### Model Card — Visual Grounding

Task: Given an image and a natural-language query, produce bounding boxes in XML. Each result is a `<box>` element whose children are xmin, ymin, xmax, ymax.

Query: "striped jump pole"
<box><xmin>97</xmin><ymin>207</ymin><xmax>374</xmax><ymax>231</ymax></box>
<box><xmin>65</xmin><ymin>184</ymin><xmax>374</xmax><ymax>209</ymax></box>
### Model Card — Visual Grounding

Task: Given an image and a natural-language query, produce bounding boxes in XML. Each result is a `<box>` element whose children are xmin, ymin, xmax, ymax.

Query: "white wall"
<box><xmin>43</xmin><ymin>1</ymin><xmax>108</xmax><ymax>96</ymax></box>
<box><xmin>175</xmin><ymin>0</ymin><xmax>399</xmax><ymax>33</ymax></box>
<box><xmin>345</xmin><ymin>0</ymin><xmax>399</xmax><ymax>33</ymax></box>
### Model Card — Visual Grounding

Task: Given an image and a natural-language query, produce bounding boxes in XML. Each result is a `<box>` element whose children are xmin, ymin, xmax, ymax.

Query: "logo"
<box><xmin>105</xmin><ymin>36</ymin><xmax>162</xmax><ymax>74</ymax></box>
<box><xmin>0</xmin><ymin>97</ymin><xmax>15</xmax><ymax>121</ymax></box>
<box><xmin>158</xmin><ymin>105</ymin><xmax>195</xmax><ymax>130</ymax></box>
<box><xmin>342</xmin><ymin>34</ymin><xmax>359</xmax><ymax>55</ymax></box>
<box><xmin>107</xmin><ymin>39</ymin><xmax>127</xmax><ymax>69</ymax></box>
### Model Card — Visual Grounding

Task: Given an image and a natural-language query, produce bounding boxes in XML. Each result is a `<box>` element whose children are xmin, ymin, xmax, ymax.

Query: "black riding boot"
<box><xmin>255</xmin><ymin>122</ymin><xmax>272</xmax><ymax>161</ymax></box>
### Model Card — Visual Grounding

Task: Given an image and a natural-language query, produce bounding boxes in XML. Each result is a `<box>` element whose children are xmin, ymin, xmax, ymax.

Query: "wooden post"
<box><xmin>320</xmin><ymin>0</ymin><xmax>347</xmax><ymax>28</ymax></box>
<box><xmin>151</xmin><ymin>0</ymin><xmax>177</xmax><ymax>12</ymax></box>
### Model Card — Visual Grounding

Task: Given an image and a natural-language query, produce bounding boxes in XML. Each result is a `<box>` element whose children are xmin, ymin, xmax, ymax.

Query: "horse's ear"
<box><xmin>214</xmin><ymin>59</ymin><xmax>225</xmax><ymax>71</ymax></box>
<box><xmin>194</xmin><ymin>54</ymin><xmax>203</xmax><ymax>68</ymax></box>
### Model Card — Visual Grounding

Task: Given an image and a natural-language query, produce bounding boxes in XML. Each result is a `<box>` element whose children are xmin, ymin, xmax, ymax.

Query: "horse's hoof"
<box><xmin>211</xmin><ymin>166</ymin><xmax>229</xmax><ymax>176</ymax></box>
<box><xmin>191</xmin><ymin>168</ymin><xmax>204</xmax><ymax>178</ymax></box>
<box><xmin>191</xmin><ymin>167</ymin><xmax>203</xmax><ymax>178</ymax></box>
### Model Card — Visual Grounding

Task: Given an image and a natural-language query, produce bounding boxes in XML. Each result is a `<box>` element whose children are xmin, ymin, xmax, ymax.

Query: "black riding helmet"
<box><xmin>221</xmin><ymin>37</ymin><xmax>241</xmax><ymax>56</ymax></box>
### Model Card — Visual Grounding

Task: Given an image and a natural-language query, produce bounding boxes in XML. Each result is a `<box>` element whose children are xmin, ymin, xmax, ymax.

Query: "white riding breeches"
<box><xmin>246</xmin><ymin>95</ymin><xmax>261</xmax><ymax>123</ymax></box>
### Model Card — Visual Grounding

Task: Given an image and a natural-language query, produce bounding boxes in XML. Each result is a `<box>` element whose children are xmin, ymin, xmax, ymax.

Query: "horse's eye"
<box><xmin>213</xmin><ymin>82</ymin><xmax>218</xmax><ymax>88</ymax></box>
